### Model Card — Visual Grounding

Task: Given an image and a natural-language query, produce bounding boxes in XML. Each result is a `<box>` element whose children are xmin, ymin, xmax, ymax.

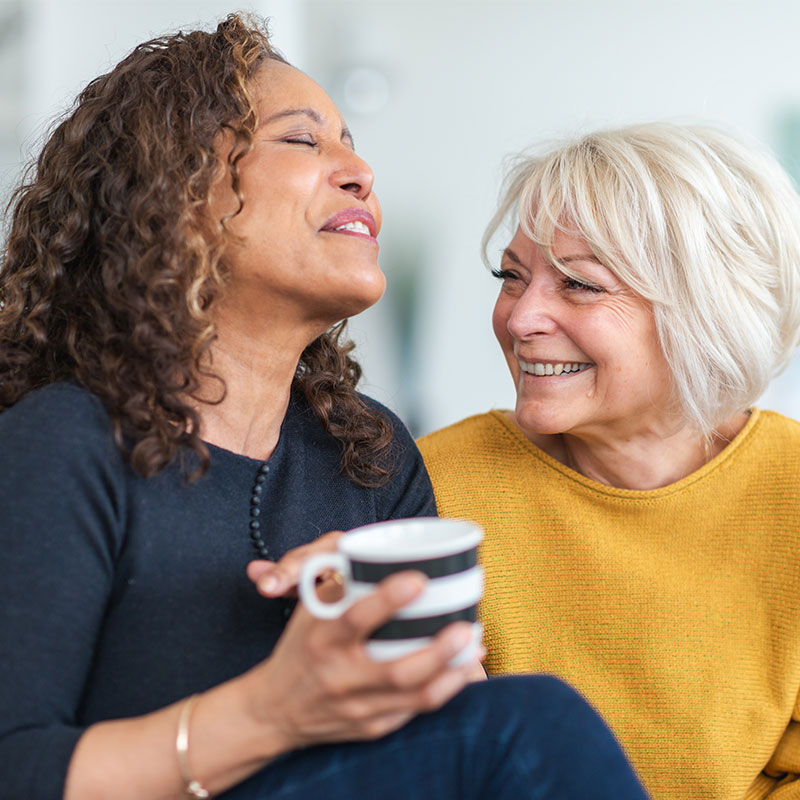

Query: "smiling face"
<box><xmin>492</xmin><ymin>226</ymin><xmax>676</xmax><ymax>441</ymax></box>
<box><xmin>209</xmin><ymin>60</ymin><xmax>385</xmax><ymax>333</ymax></box>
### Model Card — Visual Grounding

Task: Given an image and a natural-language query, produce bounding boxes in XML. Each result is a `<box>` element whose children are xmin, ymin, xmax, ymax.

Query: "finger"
<box><xmin>333</xmin><ymin>571</ymin><xmax>427</xmax><ymax>644</ymax></box>
<box><xmin>316</xmin><ymin>571</ymin><xmax>345</xmax><ymax>603</ymax></box>
<box><xmin>466</xmin><ymin>652</ymin><xmax>488</xmax><ymax>682</ymax></box>
<box><xmin>379</xmin><ymin>621</ymin><xmax>475</xmax><ymax>690</ymax></box>
<box><xmin>247</xmin><ymin>560</ymin><xmax>277</xmax><ymax>589</ymax></box>
<box><xmin>258</xmin><ymin>531</ymin><xmax>343</xmax><ymax>596</ymax></box>
<box><xmin>411</xmin><ymin>659</ymin><xmax>474</xmax><ymax>711</ymax></box>
<box><xmin>341</xmin><ymin>654</ymin><xmax>476</xmax><ymax>725</ymax></box>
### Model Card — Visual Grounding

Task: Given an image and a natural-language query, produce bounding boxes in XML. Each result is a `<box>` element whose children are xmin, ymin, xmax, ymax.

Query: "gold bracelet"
<box><xmin>176</xmin><ymin>694</ymin><xmax>210</xmax><ymax>798</ymax></box>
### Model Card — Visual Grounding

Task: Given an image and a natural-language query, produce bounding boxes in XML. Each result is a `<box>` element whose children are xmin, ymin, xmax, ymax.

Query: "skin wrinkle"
<box><xmin>493</xmin><ymin>226</ymin><xmax>735</xmax><ymax>490</ymax></box>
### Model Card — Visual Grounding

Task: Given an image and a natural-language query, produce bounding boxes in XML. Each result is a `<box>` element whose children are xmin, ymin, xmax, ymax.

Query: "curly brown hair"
<box><xmin>0</xmin><ymin>13</ymin><xmax>394</xmax><ymax>486</ymax></box>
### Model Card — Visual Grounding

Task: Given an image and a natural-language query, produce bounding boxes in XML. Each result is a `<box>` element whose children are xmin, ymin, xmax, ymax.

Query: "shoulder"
<box><xmin>756</xmin><ymin>408</ymin><xmax>800</xmax><ymax>437</ymax></box>
<box><xmin>356</xmin><ymin>391</ymin><xmax>422</xmax><ymax>468</ymax></box>
<box><xmin>1</xmin><ymin>381</ymin><xmax>108</xmax><ymax>426</ymax></box>
<box><xmin>417</xmin><ymin>411</ymin><xmax>512</xmax><ymax>460</ymax></box>
<box><xmin>357</xmin><ymin>392</ymin><xmax>437</xmax><ymax>518</ymax></box>
<box><xmin>358</xmin><ymin>392</ymin><xmax>412</xmax><ymax>436</ymax></box>
<box><xmin>750</xmin><ymin>409</ymin><xmax>800</xmax><ymax>460</ymax></box>
<box><xmin>0</xmin><ymin>382</ymin><xmax>122</xmax><ymax>470</ymax></box>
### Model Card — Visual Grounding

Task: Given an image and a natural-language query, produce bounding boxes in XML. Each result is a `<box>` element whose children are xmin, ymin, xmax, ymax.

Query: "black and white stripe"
<box><xmin>349</xmin><ymin>551</ymin><xmax>482</xmax><ymax>644</ymax></box>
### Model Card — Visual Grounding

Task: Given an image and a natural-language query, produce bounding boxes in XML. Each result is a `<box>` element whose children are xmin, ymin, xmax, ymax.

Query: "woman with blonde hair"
<box><xmin>418</xmin><ymin>123</ymin><xmax>800</xmax><ymax>799</ymax></box>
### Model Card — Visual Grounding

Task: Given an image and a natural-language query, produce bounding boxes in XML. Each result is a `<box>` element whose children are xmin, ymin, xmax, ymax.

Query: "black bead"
<box><xmin>249</xmin><ymin>520</ymin><xmax>260</xmax><ymax>530</ymax></box>
<box><xmin>253</xmin><ymin>484</ymin><xmax>263</xmax><ymax>494</ymax></box>
<box><xmin>255</xmin><ymin>473</ymin><xmax>267</xmax><ymax>485</ymax></box>
<box><xmin>250</xmin><ymin>529</ymin><xmax>261</xmax><ymax>541</ymax></box>
<box><xmin>258</xmin><ymin>464</ymin><xmax>270</xmax><ymax>475</ymax></box>
<box><xmin>250</xmin><ymin>507</ymin><xmax>260</xmax><ymax>517</ymax></box>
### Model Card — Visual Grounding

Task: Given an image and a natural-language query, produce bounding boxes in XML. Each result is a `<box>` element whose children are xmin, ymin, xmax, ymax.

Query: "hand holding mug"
<box><xmin>298</xmin><ymin>517</ymin><xmax>484</xmax><ymax>664</ymax></box>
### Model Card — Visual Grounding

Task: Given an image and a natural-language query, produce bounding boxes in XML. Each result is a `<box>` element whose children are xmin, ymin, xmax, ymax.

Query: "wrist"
<box><xmin>176</xmin><ymin>695</ymin><xmax>210</xmax><ymax>798</ymax></box>
<box><xmin>219</xmin><ymin>666</ymin><xmax>299</xmax><ymax>764</ymax></box>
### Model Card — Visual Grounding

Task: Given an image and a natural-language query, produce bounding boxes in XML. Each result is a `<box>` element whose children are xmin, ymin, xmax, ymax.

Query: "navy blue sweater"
<box><xmin>0</xmin><ymin>383</ymin><xmax>436</xmax><ymax>799</ymax></box>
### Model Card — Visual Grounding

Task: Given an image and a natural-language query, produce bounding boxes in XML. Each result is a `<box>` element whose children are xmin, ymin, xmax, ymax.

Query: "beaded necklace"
<box><xmin>248</xmin><ymin>462</ymin><xmax>271</xmax><ymax>558</ymax></box>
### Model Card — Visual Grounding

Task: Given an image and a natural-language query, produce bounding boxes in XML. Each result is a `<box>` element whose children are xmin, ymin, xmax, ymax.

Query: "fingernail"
<box><xmin>388</xmin><ymin>575</ymin><xmax>424</xmax><ymax>604</ymax></box>
<box><xmin>259</xmin><ymin>576</ymin><xmax>277</xmax><ymax>593</ymax></box>
<box><xmin>447</xmin><ymin>626</ymin><xmax>472</xmax><ymax>656</ymax></box>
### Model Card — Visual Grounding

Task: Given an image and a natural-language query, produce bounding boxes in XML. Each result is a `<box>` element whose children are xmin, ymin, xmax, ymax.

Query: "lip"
<box><xmin>516</xmin><ymin>354</ymin><xmax>592</xmax><ymax>366</ymax></box>
<box><xmin>320</xmin><ymin>208</ymin><xmax>378</xmax><ymax>240</ymax></box>
<box><xmin>516</xmin><ymin>356</ymin><xmax>594</xmax><ymax>378</ymax></box>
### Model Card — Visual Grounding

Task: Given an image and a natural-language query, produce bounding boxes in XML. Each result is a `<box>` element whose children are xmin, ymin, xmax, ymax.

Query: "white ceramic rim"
<box><xmin>340</xmin><ymin>517</ymin><xmax>483</xmax><ymax>562</ymax></box>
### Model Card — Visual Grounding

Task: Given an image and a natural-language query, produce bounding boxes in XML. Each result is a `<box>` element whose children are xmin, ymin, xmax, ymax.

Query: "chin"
<box><xmin>514</xmin><ymin>405</ymin><xmax>568</xmax><ymax>436</ymax></box>
<box><xmin>345</xmin><ymin>272</ymin><xmax>387</xmax><ymax>314</ymax></box>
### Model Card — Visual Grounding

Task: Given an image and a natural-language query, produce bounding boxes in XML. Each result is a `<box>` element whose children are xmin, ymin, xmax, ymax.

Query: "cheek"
<box><xmin>369</xmin><ymin>193</ymin><xmax>382</xmax><ymax>234</ymax></box>
<box><xmin>492</xmin><ymin>296</ymin><xmax>512</xmax><ymax>349</ymax></box>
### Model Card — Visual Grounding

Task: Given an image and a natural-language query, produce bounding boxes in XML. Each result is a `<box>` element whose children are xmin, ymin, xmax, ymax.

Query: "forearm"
<box><xmin>64</xmin><ymin>671</ymin><xmax>290</xmax><ymax>800</ymax></box>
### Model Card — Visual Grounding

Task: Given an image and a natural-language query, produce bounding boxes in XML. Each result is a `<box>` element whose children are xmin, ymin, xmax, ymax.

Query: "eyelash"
<box><xmin>562</xmin><ymin>277</ymin><xmax>604</xmax><ymax>293</ymax></box>
<box><xmin>491</xmin><ymin>268</ymin><xmax>518</xmax><ymax>281</ymax></box>
<box><xmin>492</xmin><ymin>269</ymin><xmax>603</xmax><ymax>294</ymax></box>
<box><xmin>282</xmin><ymin>136</ymin><xmax>317</xmax><ymax>147</ymax></box>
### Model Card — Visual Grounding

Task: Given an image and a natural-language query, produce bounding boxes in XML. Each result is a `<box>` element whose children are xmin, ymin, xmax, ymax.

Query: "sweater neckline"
<box><xmin>488</xmin><ymin>408</ymin><xmax>763</xmax><ymax>499</ymax></box>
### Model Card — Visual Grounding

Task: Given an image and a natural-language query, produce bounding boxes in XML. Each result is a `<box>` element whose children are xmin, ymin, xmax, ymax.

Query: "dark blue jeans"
<box><xmin>223</xmin><ymin>675</ymin><xmax>648</xmax><ymax>799</ymax></box>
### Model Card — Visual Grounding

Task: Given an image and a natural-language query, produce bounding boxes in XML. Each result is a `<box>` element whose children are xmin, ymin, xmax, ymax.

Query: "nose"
<box><xmin>505</xmin><ymin>284</ymin><xmax>560</xmax><ymax>340</ymax></box>
<box><xmin>330</xmin><ymin>147</ymin><xmax>375</xmax><ymax>201</ymax></box>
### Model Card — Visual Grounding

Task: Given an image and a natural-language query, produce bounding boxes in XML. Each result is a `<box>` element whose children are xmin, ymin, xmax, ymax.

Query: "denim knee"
<box><xmin>455</xmin><ymin>674</ymin><xmax>626</xmax><ymax>761</ymax></box>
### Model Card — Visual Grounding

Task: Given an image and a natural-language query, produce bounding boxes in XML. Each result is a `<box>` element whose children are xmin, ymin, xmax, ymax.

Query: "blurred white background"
<box><xmin>2</xmin><ymin>0</ymin><xmax>799</xmax><ymax>434</ymax></box>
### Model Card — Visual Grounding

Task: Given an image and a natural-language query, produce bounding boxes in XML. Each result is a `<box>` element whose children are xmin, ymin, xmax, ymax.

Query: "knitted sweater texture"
<box><xmin>418</xmin><ymin>408</ymin><xmax>800</xmax><ymax>800</ymax></box>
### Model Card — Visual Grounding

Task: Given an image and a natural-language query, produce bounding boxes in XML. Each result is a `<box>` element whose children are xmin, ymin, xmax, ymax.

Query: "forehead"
<box><xmin>252</xmin><ymin>60</ymin><xmax>341</xmax><ymax>121</ymax></box>
<box><xmin>508</xmin><ymin>225</ymin><xmax>589</xmax><ymax>256</ymax></box>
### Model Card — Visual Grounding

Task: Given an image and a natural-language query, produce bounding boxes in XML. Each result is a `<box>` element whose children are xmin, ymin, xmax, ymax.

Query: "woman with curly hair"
<box><xmin>0</xmin><ymin>13</ymin><xmax>648</xmax><ymax>800</ymax></box>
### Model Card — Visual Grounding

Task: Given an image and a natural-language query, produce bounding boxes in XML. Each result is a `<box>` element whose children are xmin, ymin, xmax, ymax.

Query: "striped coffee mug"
<box><xmin>299</xmin><ymin>517</ymin><xmax>484</xmax><ymax>663</ymax></box>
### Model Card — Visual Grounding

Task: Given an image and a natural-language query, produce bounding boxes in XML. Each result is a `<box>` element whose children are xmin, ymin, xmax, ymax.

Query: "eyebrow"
<box><xmin>559</xmin><ymin>253</ymin><xmax>604</xmax><ymax>266</ymax></box>
<box><xmin>502</xmin><ymin>247</ymin><xmax>605</xmax><ymax>269</ymax></box>
<box><xmin>261</xmin><ymin>107</ymin><xmax>355</xmax><ymax>148</ymax></box>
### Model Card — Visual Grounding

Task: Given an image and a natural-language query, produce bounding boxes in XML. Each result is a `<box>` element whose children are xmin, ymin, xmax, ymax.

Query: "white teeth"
<box><xmin>333</xmin><ymin>221</ymin><xmax>370</xmax><ymax>235</ymax></box>
<box><xmin>519</xmin><ymin>360</ymin><xmax>591</xmax><ymax>376</ymax></box>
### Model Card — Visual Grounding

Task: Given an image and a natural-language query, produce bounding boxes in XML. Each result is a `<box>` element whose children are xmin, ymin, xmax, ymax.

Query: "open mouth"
<box><xmin>518</xmin><ymin>360</ymin><xmax>592</xmax><ymax>376</ymax></box>
<box><xmin>320</xmin><ymin>209</ymin><xmax>377</xmax><ymax>240</ymax></box>
<box><xmin>328</xmin><ymin>220</ymin><xmax>372</xmax><ymax>236</ymax></box>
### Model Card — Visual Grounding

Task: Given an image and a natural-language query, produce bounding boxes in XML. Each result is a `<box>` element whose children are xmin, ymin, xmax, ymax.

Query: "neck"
<box><xmin>193</xmin><ymin>301</ymin><xmax>325</xmax><ymax>460</ymax></box>
<box><xmin>516</xmin><ymin>413</ymin><xmax>750</xmax><ymax>491</ymax></box>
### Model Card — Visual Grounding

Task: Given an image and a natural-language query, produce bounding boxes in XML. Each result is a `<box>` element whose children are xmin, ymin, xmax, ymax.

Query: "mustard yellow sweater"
<box><xmin>418</xmin><ymin>409</ymin><xmax>800</xmax><ymax>800</ymax></box>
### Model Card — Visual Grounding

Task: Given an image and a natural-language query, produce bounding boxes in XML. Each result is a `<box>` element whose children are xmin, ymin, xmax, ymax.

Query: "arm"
<box><xmin>65</xmin><ymin>573</ymin><xmax>478</xmax><ymax>799</ymax></box>
<box><xmin>0</xmin><ymin>386</ymin><xmax>479</xmax><ymax>799</ymax></box>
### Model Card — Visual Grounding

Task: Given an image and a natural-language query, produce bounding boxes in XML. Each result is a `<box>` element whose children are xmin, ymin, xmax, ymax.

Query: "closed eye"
<box><xmin>282</xmin><ymin>136</ymin><xmax>317</xmax><ymax>147</ymax></box>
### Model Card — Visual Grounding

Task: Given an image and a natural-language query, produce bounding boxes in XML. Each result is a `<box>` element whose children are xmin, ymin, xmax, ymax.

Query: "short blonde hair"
<box><xmin>484</xmin><ymin>123</ymin><xmax>800</xmax><ymax>434</ymax></box>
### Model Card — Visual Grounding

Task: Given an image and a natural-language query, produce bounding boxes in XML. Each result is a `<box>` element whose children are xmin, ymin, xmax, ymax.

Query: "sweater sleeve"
<box><xmin>760</xmin><ymin>689</ymin><xmax>800</xmax><ymax>798</ymax></box>
<box><xmin>0</xmin><ymin>384</ymin><xmax>127</xmax><ymax>800</ymax></box>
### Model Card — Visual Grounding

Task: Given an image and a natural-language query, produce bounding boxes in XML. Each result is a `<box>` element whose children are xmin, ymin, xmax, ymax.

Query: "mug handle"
<box><xmin>298</xmin><ymin>552</ymin><xmax>353</xmax><ymax>619</ymax></box>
